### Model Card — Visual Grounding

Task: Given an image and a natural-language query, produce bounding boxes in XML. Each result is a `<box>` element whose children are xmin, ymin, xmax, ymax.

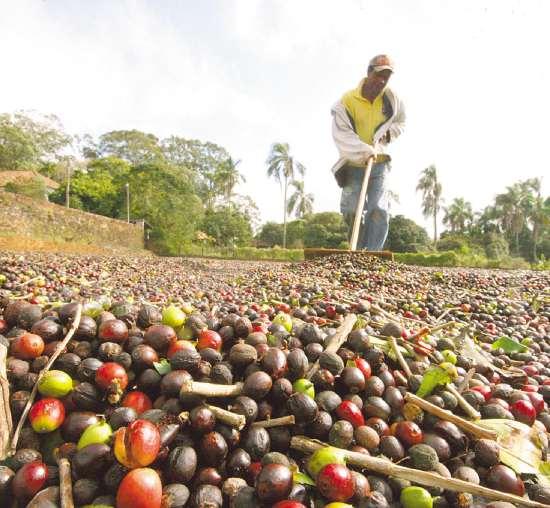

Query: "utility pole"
<box><xmin>65</xmin><ymin>165</ymin><xmax>71</xmax><ymax>208</ymax></box>
<box><xmin>125</xmin><ymin>183</ymin><xmax>130</xmax><ymax>223</ymax></box>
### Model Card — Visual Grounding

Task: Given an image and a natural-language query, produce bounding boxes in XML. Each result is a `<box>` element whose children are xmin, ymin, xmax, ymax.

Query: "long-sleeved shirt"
<box><xmin>331</xmin><ymin>83</ymin><xmax>406</xmax><ymax>177</ymax></box>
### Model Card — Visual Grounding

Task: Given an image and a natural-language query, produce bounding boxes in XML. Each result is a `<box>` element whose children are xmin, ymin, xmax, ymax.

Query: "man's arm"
<box><xmin>331</xmin><ymin>101</ymin><xmax>376</xmax><ymax>165</ymax></box>
<box><xmin>387</xmin><ymin>94</ymin><xmax>406</xmax><ymax>141</ymax></box>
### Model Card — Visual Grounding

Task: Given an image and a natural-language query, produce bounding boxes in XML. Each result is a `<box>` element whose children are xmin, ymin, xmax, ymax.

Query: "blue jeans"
<box><xmin>339</xmin><ymin>161</ymin><xmax>390</xmax><ymax>251</ymax></box>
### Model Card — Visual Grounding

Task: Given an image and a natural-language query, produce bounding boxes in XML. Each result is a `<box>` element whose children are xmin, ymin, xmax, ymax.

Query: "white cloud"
<box><xmin>1</xmin><ymin>0</ymin><xmax>548</xmax><ymax>236</ymax></box>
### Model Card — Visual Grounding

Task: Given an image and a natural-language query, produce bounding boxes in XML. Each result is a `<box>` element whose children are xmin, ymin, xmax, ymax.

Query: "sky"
<box><xmin>1</xmin><ymin>0</ymin><xmax>549</xmax><ymax>235</ymax></box>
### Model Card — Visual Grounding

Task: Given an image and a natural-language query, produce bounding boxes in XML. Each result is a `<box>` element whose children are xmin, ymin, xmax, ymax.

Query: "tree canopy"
<box><xmin>201</xmin><ymin>206</ymin><xmax>253</xmax><ymax>247</ymax></box>
<box><xmin>256</xmin><ymin>212</ymin><xmax>346</xmax><ymax>249</ymax></box>
<box><xmin>127</xmin><ymin>161</ymin><xmax>204</xmax><ymax>254</ymax></box>
<box><xmin>85</xmin><ymin>130</ymin><xmax>164</xmax><ymax>164</ymax></box>
<box><xmin>386</xmin><ymin>215</ymin><xmax>430</xmax><ymax>252</ymax></box>
<box><xmin>0</xmin><ymin>111</ymin><xmax>71</xmax><ymax>170</ymax></box>
<box><xmin>443</xmin><ymin>197</ymin><xmax>473</xmax><ymax>234</ymax></box>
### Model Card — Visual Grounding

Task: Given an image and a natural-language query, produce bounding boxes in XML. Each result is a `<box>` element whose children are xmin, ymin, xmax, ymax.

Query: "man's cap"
<box><xmin>369</xmin><ymin>54</ymin><xmax>394</xmax><ymax>73</ymax></box>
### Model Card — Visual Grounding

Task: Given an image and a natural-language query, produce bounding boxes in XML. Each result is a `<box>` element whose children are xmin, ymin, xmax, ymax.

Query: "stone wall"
<box><xmin>0</xmin><ymin>191</ymin><xmax>144</xmax><ymax>250</ymax></box>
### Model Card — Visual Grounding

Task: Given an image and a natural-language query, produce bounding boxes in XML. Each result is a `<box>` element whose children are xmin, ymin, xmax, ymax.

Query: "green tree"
<box><xmin>303</xmin><ymin>212</ymin><xmax>347</xmax><ymax>248</ymax></box>
<box><xmin>96</xmin><ymin>130</ymin><xmax>164</xmax><ymax>165</ymax></box>
<box><xmin>443</xmin><ymin>197</ymin><xmax>473</xmax><ymax>234</ymax></box>
<box><xmin>386</xmin><ymin>215</ymin><xmax>430</xmax><ymax>252</ymax></box>
<box><xmin>525</xmin><ymin>179</ymin><xmax>549</xmax><ymax>260</ymax></box>
<box><xmin>230</xmin><ymin>194</ymin><xmax>260</xmax><ymax>233</ymax></box>
<box><xmin>494</xmin><ymin>180</ymin><xmax>535</xmax><ymax>255</ymax></box>
<box><xmin>266</xmin><ymin>143</ymin><xmax>306</xmax><ymax>248</ymax></box>
<box><xmin>303</xmin><ymin>224</ymin><xmax>329</xmax><ymax>248</ymax></box>
<box><xmin>38</xmin><ymin>160</ymin><xmax>70</xmax><ymax>184</ymax></box>
<box><xmin>286</xmin><ymin>219</ymin><xmax>305</xmax><ymax>248</ymax></box>
<box><xmin>87</xmin><ymin>156</ymin><xmax>132</xmax><ymax>181</ymax></box>
<box><xmin>530</xmin><ymin>196</ymin><xmax>550</xmax><ymax>260</ymax></box>
<box><xmin>0</xmin><ymin>111</ymin><xmax>71</xmax><ymax>170</ymax></box>
<box><xmin>436</xmin><ymin>234</ymin><xmax>472</xmax><ymax>254</ymax></box>
<box><xmin>126</xmin><ymin>162</ymin><xmax>203</xmax><ymax>255</ymax></box>
<box><xmin>215</xmin><ymin>157</ymin><xmax>245</xmax><ymax>203</ymax></box>
<box><xmin>49</xmin><ymin>156</ymin><xmax>131</xmax><ymax>216</ymax></box>
<box><xmin>161</xmin><ymin>137</ymin><xmax>229</xmax><ymax>207</ymax></box>
<box><xmin>471</xmin><ymin>205</ymin><xmax>501</xmax><ymax>236</ymax></box>
<box><xmin>539</xmin><ymin>237</ymin><xmax>550</xmax><ymax>260</ymax></box>
<box><xmin>36</xmin><ymin>156</ymin><xmax>89</xmax><ymax>208</ymax></box>
<box><xmin>74</xmin><ymin>133</ymin><xmax>99</xmax><ymax>159</ymax></box>
<box><xmin>57</xmin><ymin>169</ymin><xmax>118</xmax><ymax>215</ymax></box>
<box><xmin>257</xmin><ymin>213</ymin><xmax>346</xmax><ymax>249</ymax></box>
<box><xmin>416</xmin><ymin>165</ymin><xmax>443</xmax><ymax>244</ymax></box>
<box><xmin>484</xmin><ymin>232</ymin><xmax>510</xmax><ymax>259</ymax></box>
<box><xmin>256</xmin><ymin>222</ymin><xmax>284</xmax><ymax>247</ymax></box>
<box><xmin>287</xmin><ymin>180</ymin><xmax>314</xmax><ymax>219</ymax></box>
<box><xmin>201</xmin><ymin>206</ymin><xmax>253</xmax><ymax>247</ymax></box>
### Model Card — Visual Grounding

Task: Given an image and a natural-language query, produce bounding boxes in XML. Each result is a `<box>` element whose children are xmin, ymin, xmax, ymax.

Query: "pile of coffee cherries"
<box><xmin>0</xmin><ymin>252</ymin><xmax>549</xmax><ymax>507</ymax></box>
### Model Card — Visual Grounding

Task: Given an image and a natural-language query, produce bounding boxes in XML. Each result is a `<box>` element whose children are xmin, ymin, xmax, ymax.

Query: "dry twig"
<box><xmin>206</xmin><ymin>404</ymin><xmax>246</xmax><ymax>430</ymax></box>
<box><xmin>446</xmin><ymin>383</ymin><xmax>481</xmax><ymax>420</ymax></box>
<box><xmin>252</xmin><ymin>415</ymin><xmax>295</xmax><ymax>428</ymax></box>
<box><xmin>0</xmin><ymin>344</ymin><xmax>13</xmax><ymax>460</ymax></box>
<box><xmin>306</xmin><ymin>314</ymin><xmax>357</xmax><ymax>380</ymax></box>
<box><xmin>291</xmin><ymin>436</ymin><xmax>548</xmax><ymax>508</ymax></box>
<box><xmin>389</xmin><ymin>337</ymin><xmax>412</xmax><ymax>379</ymax></box>
<box><xmin>405</xmin><ymin>393</ymin><xmax>495</xmax><ymax>439</ymax></box>
<box><xmin>179</xmin><ymin>380</ymin><xmax>243</xmax><ymax>398</ymax></box>
<box><xmin>58</xmin><ymin>457</ymin><xmax>74</xmax><ymax>508</ymax></box>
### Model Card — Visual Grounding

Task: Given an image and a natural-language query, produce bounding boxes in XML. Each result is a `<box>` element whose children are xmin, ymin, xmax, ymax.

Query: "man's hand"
<box><xmin>361</xmin><ymin>144</ymin><xmax>377</xmax><ymax>164</ymax></box>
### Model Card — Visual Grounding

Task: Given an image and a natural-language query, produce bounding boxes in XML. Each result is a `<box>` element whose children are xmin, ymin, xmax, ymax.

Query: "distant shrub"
<box><xmin>484</xmin><ymin>233</ymin><xmax>510</xmax><ymax>259</ymax></box>
<box><xmin>179</xmin><ymin>244</ymin><xmax>303</xmax><ymax>262</ymax></box>
<box><xmin>436</xmin><ymin>235</ymin><xmax>470</xmax><ymax>254</ymax></box>
<box><xmin>175</xmin><ymin>244</ymin><xmax>543</xmax><ymax>269</ymax></box>
<box><xmin>395</xmin><ymin>251</ymin><xmax>460</xmax><ymax>267</ymax></box>
<box><xmin>532</xmin><ymin>256</ymin><xmax>550</xmax><ymax>271</ymax></box>
<box><xmin>395</xmin><ymin>250</ymin><xmax>536</xmax><ymax>270</ymax></box>
<box><xmin>486</xmin><ymin>256</ymin><xmax>530</xmax><ymax>270</ymax></box>
<box><xmin>386</xmin><ymin>215</ymin><xmax>430</xmax><ymax>252</ymax></box>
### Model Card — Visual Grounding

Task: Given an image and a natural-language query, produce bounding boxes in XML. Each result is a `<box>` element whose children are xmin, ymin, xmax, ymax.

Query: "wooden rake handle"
<box><xmin>350</xmin><ymin>156</ymin><xmax>375</xmax><ymax>251</ymax></box>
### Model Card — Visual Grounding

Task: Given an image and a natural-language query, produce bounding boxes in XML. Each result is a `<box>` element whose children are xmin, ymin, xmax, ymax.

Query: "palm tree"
<box><xmin>266</xmin><ymin>143</ymin><xmax>305</xmax><ymax>248</ymax></box>
<box><xmin>472</xmin><ymin>205</ymin><xmax>500</xmax><ymax>236</ymax></box>
<box><xmin>528</xmin><ymin>195</ymin><xmax>549</xmax><ymax>260</ymax></box>
<box><xmin>494</xmin><ymin>181</ymin><xmax>534</xmax><ymax>254</ymax></box>
<box><xmin>443</xmin><ymin>197</ymin><xmax>474</xmax><ymax>234</ymax></box>
<box><xmin>214</xmin><ymin>157</ymin><xmax>245</xmax><ymax>203</ymax></box>
<box><xmin>416</xmin><ymin>165</ymin><xmax>443</xmax><ymax>244</ymax></box>
<box><xmin>287</xmin><ymin>180</ymin><xmax>314</xmax><ymax>219</ymax></box>
<box><xmin>524</xmin><ymin>178</ymin><xmax>549</xmax><ymax>260</ymax></box>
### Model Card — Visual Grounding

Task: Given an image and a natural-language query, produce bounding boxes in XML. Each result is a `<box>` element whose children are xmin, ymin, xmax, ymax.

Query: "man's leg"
<box><xmin>339</xmin><ymin>168</ymin><xmax>366</xmax><ymax>245</ymax></box>
<box><xmin>364</xmin><ymin>162</ymin><xmax>390</xmax><ymax>251</ymax></box>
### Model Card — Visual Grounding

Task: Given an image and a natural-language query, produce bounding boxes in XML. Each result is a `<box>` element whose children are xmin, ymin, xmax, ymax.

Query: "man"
<box><xmin>331</xmin><ymin>54</ymin><xmax>406</xmax><ymax>251</ymax></box>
